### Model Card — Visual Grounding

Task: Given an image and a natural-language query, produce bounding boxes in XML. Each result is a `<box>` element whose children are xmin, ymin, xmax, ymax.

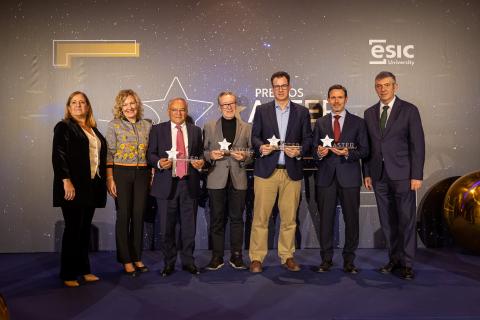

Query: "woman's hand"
<box><xmin>63</xmin><ymin>179</ymin><xmax>75</xmax><ymax>200</ymax></box>
<box><xmin>107</xmin><ymin>177</ymin><xmax>117</xmax><ymax>197</ymax></box>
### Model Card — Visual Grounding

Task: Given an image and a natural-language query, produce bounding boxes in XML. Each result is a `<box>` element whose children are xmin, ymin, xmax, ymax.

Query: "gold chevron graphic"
<box><xmin>53</xmin><ymin>40</ymin><xmax>140</xmax><ymax>68</ymax></box>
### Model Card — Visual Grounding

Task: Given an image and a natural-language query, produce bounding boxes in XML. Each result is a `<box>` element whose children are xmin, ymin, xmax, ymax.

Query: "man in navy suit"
<box><xmin>313</xmin><ymin>84</ymin><xmax>369</xmax><ymax>274</ymax></box>
<box><xmin>249</xmin><ymin>71</ymin><xmax>312</xmax><ymax>273</ymax></box>
<box><xmin>363</xmin><ymin>71</ymin><xmax>425</xmax><ymax>280</ymax></box>
<box><xmin>147</xmin><ymin>98</ymin><xmax>205</xmax><ymax>276</ymax></box>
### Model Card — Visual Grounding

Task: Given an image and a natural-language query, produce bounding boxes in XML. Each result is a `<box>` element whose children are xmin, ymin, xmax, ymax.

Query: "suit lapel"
<box><xmin>384</xmin><ymin>97</ymin><xmax>401</xmax><ymax>137</ymax></box>
<box><xmin>372</xmin><ymin>103</ymin><xmax>381</xmax><ymax>137</ymax></box>
<box><xmin>268</xmin><ymin>103</ymin><xmax>281</xmax><ymax>138</ymax></box>
<box><xmin>340</xmin><ymin>111</ymin><xmax>352</xmax><ymax>141</ymax></box>
<box><xmin>165</xmin><ymin>122</ymin><xmax>173</xmax><ymax>150</ymax></box>
<box><xmin>325</xmin><ymin>113</ymin><xmax>334</xmax><ymax>138</ymax></box>
<box><xmin>215</xmin><ymin>118</ymin><xmax>224</xmax><ymax>146</ymax></box>
<box><xmin>186</xmin><ymin>123</ymin><xmax>194</xmax><ymax>154</ymax></box>
<box><xmin>285</xmin><ymin>103</ymin><xmax>297</xmax><ymax>141</ymax></box>
<box><xmin>232</xmin><ymin>117</ymin><xmax>242</xmax><ymax>145</ymax></box>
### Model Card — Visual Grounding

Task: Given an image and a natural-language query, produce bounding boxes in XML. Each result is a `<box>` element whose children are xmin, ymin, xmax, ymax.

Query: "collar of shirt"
<box><xmin>121</xmin><ymin>118</ymin><xmax>137</xmax><ymax>125</ymax></box>
<box><xmin>381</xmin><ymin>95</ymin><xmax>396</xmax><ymax>109</ymax></box>
<box><xmin>331</xmin><ymin>109</ymin><xmax>346</xmax><ymax>118</ymax></box>
<box><xmin>274</xmin><ymin>100</ymin><xmax>291</xmax><ymax>112</ymax></box>
<box><xmin>171</xmin><ymin>121</ymin><xmax>187</xmax><ymax>131</ymax></box>
<box><xmin>331</xmin><ymin>109</ymin><xmax>346</xmax><ymax>131</ymax></box>
<box><xmin>170</xmin><ymin>121</ymin><xmax>189</xmax><ymax>156</ymax></box>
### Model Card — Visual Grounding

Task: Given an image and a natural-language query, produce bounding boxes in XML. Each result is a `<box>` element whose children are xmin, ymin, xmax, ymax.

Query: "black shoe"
<box><xmin>379</xmin><ymin>261</ymin><xmax>399</xmax><ymax>274</ymax></box>
<box><xmin>205</xmin><ymin>257</ymin><xmax>224</xmax><ymax>271</ymax></box>
<box><xmin>343</xmin><ymin>263</ymin><xmax>359</xmax><ymax>274</ymax></box>
<box><xmin>316</xmin><ymin>260</ymin><xmax>333</xmax><ymax>273</ymax></box>
<box><xmin>161</xmin><ymin>264</ymin><xmax>175</xmax><ymax>277</ymax></box>
<box><xmin>229</xmin><ymin>255</ymin><xmax>247</xmax><ymax>270</ymax></box>
<box><xmin>399</xmin><ymin>267</ymin><xmax>415</xmax><ymax>280</ymax></box>
<box><xmin>123</xmin><ymin>269</ymin><xmax>138</xmax><ymax>277</ymax></box>
<box><xmin>135</xmin><ymin>265</ymin><xmax>149</xmax><ymax>273</ymax></box>
<box><xmin>182</xmin><ymin>264</ymin><xmax>200</xmax><ymax>275</ymax></box>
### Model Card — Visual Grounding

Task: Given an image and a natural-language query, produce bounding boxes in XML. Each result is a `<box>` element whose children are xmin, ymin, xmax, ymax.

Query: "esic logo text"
<box><xmin>369</xmin><ymin>39</ymin><xmax>415</xmax><ymax>66</ymax></box>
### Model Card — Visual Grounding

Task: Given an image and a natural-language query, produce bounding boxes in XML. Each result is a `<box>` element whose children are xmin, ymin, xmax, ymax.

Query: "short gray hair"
<box><xmin>217</xmin><ymin>91</ymin><xmax>237</xmax><ymax>105</ymax></box>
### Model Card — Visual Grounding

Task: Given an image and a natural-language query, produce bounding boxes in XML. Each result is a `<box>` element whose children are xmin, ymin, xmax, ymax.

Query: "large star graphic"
<box><xmin>142</xmin><ymin>76</ymin><xmax>214</xmax><ymax>125</ymax></box>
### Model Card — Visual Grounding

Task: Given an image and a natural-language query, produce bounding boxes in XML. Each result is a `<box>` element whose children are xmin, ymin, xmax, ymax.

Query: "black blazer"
<box><xmin>52</xmin><ymin>119</ymin><xmax>107</xmax><ymax>208</ymax></box>
<box><xmin>363</xmin><ymin>96</ymin><xmax>425</xmax><ymax>181</ymax></box>
<box><xmin>147</xmin><ymin>121</ymin><xmax>204</xmax><ymax>200</ymax></box>
<box><xmin>312</xmin><ymin>111</ymin><xmax>369</xmax><ymax>188</ymax></box>
<box><xmin>251</xmin><ymin>101</ymin><xmax>312</xmax><ymax>181</ymax></box>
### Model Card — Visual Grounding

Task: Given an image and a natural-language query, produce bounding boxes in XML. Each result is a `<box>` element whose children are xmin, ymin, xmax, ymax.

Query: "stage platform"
<box><xmin>1</xmin><ymin>248</ymin><xmax>480</xmax><ymax>320</ymax></box>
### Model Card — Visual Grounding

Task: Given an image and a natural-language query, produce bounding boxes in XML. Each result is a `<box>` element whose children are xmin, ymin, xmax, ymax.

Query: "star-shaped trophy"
<box><xmin>267</xmin><ymin>135</ymin><xmax>281</xmax><ymax>149</ymax></box>
<box><xmin>166</xmin><ymin>148</ymin><xmax>178</xmax><ymax>160</ymax></box>
<box><xmin>320</xmin><ymin>134</ymin><xmax>334</xmax><ymax>148</ymax></box>
<box><xmin>218</xmin><ymin>138</ymin><xmax>231</xmax><ymax>155</ymax></box>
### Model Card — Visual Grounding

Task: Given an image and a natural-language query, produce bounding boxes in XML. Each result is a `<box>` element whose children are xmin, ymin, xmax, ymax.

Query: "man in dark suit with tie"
<box><xmin>249</xmin><ymin>71</ymin><xmax>312</xmax><ymax>273</ymax></box>
<box><xmin>363</xmin><ymin>71</ymin><xmax>425</xmax><ymax>280</ymax></box>
<box><xmin>147</xmin><ymin>97</ymin><xmax>205</xmax><ymax>276</ymax></box>
<box><xmin>313</xmin><ymin>84</ymin><xmax>369</xmax><ymax>274</ymax></box>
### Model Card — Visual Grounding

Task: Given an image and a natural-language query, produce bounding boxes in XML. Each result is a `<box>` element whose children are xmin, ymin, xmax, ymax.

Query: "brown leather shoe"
<box><xmin>63</xmin><ymin>280</ymin><xmax>80</xmax><ymax>287</ymax></box>
<box><xmin>249</xmin><ymin>260</ymin><xmax>263</xmax><ymax>273</ymax></box>
<box><xmin>283</xmin><ymin>258</ymin><xmax>301</xmax><ymax>272</ymax></box>
<box><xmin>83</xmin><ymin>274</ymin><xmax>100</xmax><ymax>282</ymax></box>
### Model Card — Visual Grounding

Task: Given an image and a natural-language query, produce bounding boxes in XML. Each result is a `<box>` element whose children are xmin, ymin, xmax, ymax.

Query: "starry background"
<box><xmin>0</xmin><ymin>0</ymin><xmax>479</xmax><ymax>252</ymax></box>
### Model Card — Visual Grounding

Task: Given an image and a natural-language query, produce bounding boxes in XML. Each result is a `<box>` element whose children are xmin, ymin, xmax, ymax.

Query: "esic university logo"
<box><xmin>369</xmin><ymin>40</ymin><xmax>415</xmax><ymax>66</ymax></box>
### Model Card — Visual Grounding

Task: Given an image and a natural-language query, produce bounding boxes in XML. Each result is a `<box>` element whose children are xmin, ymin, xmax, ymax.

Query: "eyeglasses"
<box><xmin>220</xmin><ymin>102</ymin><xmax>236</xmax><ymax>109</ymax></box>
<box><xmin>273</xmin><ymin>84</ymin><xmax>289</xmax><ymax>91</ymax></box>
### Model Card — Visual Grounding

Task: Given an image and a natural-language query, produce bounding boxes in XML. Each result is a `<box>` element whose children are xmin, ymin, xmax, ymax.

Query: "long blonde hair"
<box><xmin>113</xmin><ymin>89</ymin><xmax>144</xmax><ymax>121</ymax></box>
<box><xmin>63</xmin><ymin>91</ymin><xmax>97</xmax><ymax>127</ymax></box>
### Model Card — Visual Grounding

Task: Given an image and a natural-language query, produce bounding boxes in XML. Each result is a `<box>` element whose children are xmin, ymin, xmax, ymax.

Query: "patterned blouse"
<box><xmin>106</xmin><ymin>118</ymin><xmax>152</xmax><ymax>167</ymax></box>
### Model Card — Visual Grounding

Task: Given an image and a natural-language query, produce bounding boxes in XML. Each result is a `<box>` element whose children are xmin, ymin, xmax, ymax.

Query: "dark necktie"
<box><xmin>380</xmin><ymin>105</ymin><xmax>389</xmax><ymax>134</ymax></box>
<box><xmin>333</xmin><ymin>115</ymin><xmax>341</xmax><ymax>143</ymax></box>
<box><xmin>176</xmin><ymin>125</ymin><xmax>187</xmax><ymax>178</ymax></box>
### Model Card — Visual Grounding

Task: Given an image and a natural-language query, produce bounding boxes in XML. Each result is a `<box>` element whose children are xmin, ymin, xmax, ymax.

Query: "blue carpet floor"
<box><xmin>1</xmin><ymin>248</ymin><xmax>480</xmax><ymax>320</ymax></box>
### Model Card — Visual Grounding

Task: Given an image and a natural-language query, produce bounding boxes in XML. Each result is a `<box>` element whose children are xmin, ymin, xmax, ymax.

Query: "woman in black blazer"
<box><xmin>52</xmin><ymin>91</ymin><xmax>107</xmax><ymax>287</ymax></box>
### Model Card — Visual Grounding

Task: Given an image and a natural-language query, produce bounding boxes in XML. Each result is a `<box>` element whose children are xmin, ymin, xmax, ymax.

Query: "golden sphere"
<box><xmin>443</xmin><ymin>171</ymin><xmax>480</xmax><ymax>254</ymax></box>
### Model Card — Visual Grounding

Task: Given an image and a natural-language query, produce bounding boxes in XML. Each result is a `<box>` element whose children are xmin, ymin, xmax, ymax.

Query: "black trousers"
<box><xmin>60</xmin><ymin>205</ymin><xmax>95</xmax><ymax>281</ymax></box>
<box><xmin>316</xmin><ymin>177</ymin><xmax>360</xmax><ymax>264</ymax></box>
<box><xmin>373</xmin><ymin>166</ymin><xmax>416</xmax><ymax>268</ymax></box>
<box><xmin>113</xmin><ymin>166</ymin><xmax>150</xmax><ymax>264</ymax></box>
<box><xmin>208</xmin><ymin>185</ymin><xmax>246</xmax><ymax>258</ymax></box>
<box><xmin>156</xmin><ymin>179</ymin><xmax>197</xmax><ymax>267</ymax></box>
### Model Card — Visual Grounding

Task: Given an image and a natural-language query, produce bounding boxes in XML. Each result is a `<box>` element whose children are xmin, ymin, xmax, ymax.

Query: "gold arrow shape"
<box><xmin>53</xmin><ymin>40</ymin><xmax>140</xmax><ymax>68</ymax></box>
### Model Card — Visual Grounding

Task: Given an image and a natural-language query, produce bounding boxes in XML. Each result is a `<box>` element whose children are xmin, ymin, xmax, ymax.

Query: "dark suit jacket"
<box><xmin>147</xmin><ymin>121</ymin><xmax>203</xmax><ymax>200</ymax></box>
<box><xmin>52</xmin><ymin>119</ymin><xmax>107</xmax><ymax>208</ymax></box>
<box><xmin>251</xmin><ymin>101</ymin><xmax>312</xmax><ymax>181</ymax></box>
<box><xmin>313</xmin><ymin>111</ymin><xmax>369</xmax><ymax>188</ymax></box>
<box><xmin>363</xmin><ymin>96</ymin><xmax>425</xmax><ymax>181</ymax></box>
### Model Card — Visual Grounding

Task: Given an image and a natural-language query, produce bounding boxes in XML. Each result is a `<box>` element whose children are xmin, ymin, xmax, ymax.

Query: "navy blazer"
<box><xmin>147</xmin><ymin>121</ymin><xmax>204</xmax><ymax>199</ymax></box>
<box><xmin>363</xmin><ymin>96</ymin><xmax>425</xmax><ymax>181</ymax></box>
<box><xmin>251</xmin><ymin>101</ymin><xmax>312</xmax><ymax>181</ymax></box>
<box><xmin>313</xmin><ymin>111</ymin><xmax>369</xmax><ymax>188</ymax></box>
